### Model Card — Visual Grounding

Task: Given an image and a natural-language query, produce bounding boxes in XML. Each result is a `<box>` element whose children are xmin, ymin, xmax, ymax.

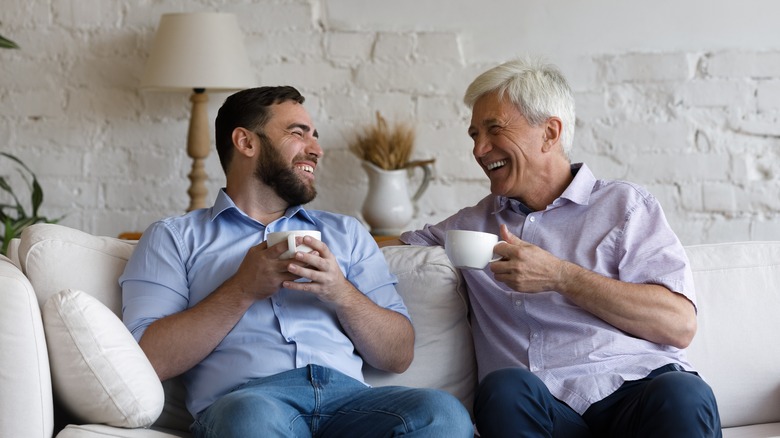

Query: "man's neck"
<box><xmin>516</xmin><ymin>160</ymin><xmax>573</xmax><ymax>212</ymax></box>
<box><xmin>226</xmin><ymin>184</ymin><xmax>290</xmax><ymax>225</ymax></box>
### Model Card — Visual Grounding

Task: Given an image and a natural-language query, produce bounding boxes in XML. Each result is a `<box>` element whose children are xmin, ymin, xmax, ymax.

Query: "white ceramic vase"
<box><xmin>361</xmin><ymin>160</ymin><xmax>432</xmax><ymax>235</ymax></box>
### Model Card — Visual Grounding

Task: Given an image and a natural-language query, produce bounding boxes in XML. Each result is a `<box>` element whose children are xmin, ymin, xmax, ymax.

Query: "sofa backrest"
<box><xmin>684</xmin><ymin>241</ymin><xmax>780</xmax><ymax>429</ymax></box>
<box><xmin>18</xmin><ymin>224</ymin><xmax>136</xmax><ymax>315</ymax></box>
<box><xmin>17</xmin><ymin>223</ymin><xmax>778</xmax><ymax>432</ymax></box>
<box><xmin>366</xmin><ymin>245</ymin><xmax>476</xmax><ymax>414</ymax></box>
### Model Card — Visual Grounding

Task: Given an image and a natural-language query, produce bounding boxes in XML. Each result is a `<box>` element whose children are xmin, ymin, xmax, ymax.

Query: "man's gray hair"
<box><xmin>463</xmin><ymin>57</ymin><xmax>575</xmax><ymax>157</ymax></box>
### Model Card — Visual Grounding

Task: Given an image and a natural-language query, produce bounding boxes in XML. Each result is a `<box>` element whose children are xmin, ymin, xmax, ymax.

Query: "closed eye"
<box><xmin>287</xmin><ymin>123</ymin><xmax>317</xmax><ymax>138</ymax></box>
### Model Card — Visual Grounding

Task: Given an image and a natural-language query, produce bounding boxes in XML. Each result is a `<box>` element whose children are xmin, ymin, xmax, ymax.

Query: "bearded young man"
<box><xmin>120</xmin><ymin>86</ymin><xmax>473</xmax><ymax>438</ymax></box>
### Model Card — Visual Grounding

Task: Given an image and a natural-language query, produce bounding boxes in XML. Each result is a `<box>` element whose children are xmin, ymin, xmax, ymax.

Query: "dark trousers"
<box><xmin>474</xmin><ymin>364</ymin><xmax>722</xmax><ymax>438</ymax></box>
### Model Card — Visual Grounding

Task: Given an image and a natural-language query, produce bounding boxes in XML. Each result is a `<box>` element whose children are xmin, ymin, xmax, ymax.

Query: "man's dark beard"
<box><xmin>254</xmin><ymin>134</ymin><xmax>317</xmax><ymax>206</ymax></box>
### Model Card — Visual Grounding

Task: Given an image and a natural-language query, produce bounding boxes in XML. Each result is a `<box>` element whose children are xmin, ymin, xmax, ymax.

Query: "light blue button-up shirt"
<box><xmin>121</xmin><ymin>189</ymin><xmax>407</xmax><ymax>417</ymax></box>
<box><xmin>401</xmin><ymin>163</ymin><xmax>696</xmax><ymax>415</ymax></box>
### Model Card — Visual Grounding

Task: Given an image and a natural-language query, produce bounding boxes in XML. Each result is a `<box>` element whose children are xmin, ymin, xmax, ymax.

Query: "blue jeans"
<box><xmin>192</xmin><ymin>364</ymin><xmax>474</xmax><ymax>438</ymax></box>
<box><xmin>474</xmin><ymin>364</ymin><xmax>721</xmax><ymax>438</ymax></box>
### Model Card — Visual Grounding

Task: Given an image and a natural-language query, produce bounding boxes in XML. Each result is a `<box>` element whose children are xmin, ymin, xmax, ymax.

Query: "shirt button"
<box><xmin>531</xmin><ymin>332</ymin><xmax>539</xmax><ymax>339</ymax></box>
<box><xmin>287</xmin><ymin>337</ymin><xmax>293</xmax><ymax>342</ymax></box>
<box><xmin>514</xmin><ymin>299</ymin><xmax>523</xmax><ymax>307</ymax></box>
<box><xmin>529</xmin><ymin>216</ymin><xmax>536</xmax><ymax>222</ymax></box>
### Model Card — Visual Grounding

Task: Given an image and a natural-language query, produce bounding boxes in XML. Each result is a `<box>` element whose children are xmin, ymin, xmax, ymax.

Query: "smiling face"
<box><xmin>254</xmin><ymin>100</ymin><xmax>323</xmax><ymax>205</ymax></box>
<box><xmin>468</xmin><ymin>91</ymin><xmax>550</xmax><ymax>203</ymax></box>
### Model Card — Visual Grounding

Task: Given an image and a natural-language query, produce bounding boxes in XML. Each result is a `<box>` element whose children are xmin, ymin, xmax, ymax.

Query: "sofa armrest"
<box><xmin>685</xmin><ymin>241</ymin><xmax>780</xmax><ymax>429</ymax></box>
<box><xmin>5</xmin><ymin>237</ymin><xmax>21</xmax><ymax>268</ymax></box>
<box><xmin>0</xmin><ymin>255</ymin><xmax>53</xmax><ymax>438</ymax></box>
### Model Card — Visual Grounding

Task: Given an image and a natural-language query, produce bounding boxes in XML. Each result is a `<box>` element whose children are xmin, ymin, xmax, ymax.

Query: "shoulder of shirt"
<box><xmin>460</xmin><ymin>193</ymin><xmax>499</xmax><ymax>213</ymax></box>
<box><xmin>303</xmin><ymin>208</ymin><xmax>358</xmax><ymax>223</ymax></box>
<box><xmin>593</xmin><ymin>178</ymin><xmax>655</xmax><ymax>203</ymax></box>
<box><xmin>143</xmin><ymin>208</ymin><xmax>209</xmax><ymax>238</ymax></box>
<box><xmin>301</xmin><ymin>209</ymin><xmax>367</xmax><ymax>233</ymax></box>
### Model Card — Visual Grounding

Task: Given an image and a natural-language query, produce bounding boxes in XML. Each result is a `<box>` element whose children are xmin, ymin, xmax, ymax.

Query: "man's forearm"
<box><xmin>557</xmin><ymin>261</ymin><xmax>697</xmax><ymax>348</ymax></box>
<box><xmin>334</xmin><ymin>287</ymin><xmax>415</xmax><ymax>373</ymax></box>
<box><xmin>139</xmin><ymin>282</ymin><xmax>254</xmax><ymax>381</ymax></box>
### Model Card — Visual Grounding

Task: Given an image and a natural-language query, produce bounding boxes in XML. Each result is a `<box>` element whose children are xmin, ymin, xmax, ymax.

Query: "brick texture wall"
<box><xmin>1</xmin><ymin>0</ymin><xmax>778</xmax><ymax>244</ymax></box>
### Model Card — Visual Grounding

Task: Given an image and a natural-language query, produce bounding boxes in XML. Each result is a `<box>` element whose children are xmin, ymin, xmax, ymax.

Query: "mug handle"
<box><xmin>287</xmin><ymin>234</ymin><xmax>299</xmax><ymax>255</ymax></box>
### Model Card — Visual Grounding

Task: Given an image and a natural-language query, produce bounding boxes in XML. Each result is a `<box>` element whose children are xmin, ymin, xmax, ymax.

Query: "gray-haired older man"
<box><xmin>382</xmin><ymin>58</ymin><xmax>721</xmax><ymax>437</ymax></box>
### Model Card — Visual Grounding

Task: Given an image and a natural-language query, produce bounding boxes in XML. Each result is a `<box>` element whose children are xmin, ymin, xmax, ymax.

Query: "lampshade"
<box><xmin>141</xmin><ymin>12</ymin><xmax>255</xmax><ymax>212</ymax></box>
<box><xmin>141</xmin><ymin>12</ymin><xmax>256</xmax><ymax>91</ymax></box>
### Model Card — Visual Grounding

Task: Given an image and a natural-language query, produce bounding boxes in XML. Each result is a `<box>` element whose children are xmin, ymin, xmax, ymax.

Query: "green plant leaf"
<box><xmin>2</xmin><ymin>218</ymin><xmax>14</xmax><ymax>254</ymax></box>
<box><xmin>31</xmin><ymin>178</ymin><xmax>43</xmax><ymax>216</ymax></box>
<box><xmin>0</xmin><ymin>35</ymin><xmax>19</xmax><ymax>49</ymax></box>
<box><xmin>0</xmin><ymin>152</ymin><xmax>63</xmax><ymax>255</ymax></box>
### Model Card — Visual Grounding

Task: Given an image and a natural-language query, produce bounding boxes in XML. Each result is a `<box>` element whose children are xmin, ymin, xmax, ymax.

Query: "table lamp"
<box><xmin>141</xmin><ymin>12</ymin><xmax>256</xmax><ymax>211</ymax></box>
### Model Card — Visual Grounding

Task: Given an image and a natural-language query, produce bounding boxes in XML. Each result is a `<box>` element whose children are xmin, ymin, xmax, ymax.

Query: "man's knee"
<box><xmin>475</xmin><ymin>368</ymin><xmax>589</xmax><ymax>437</ymax></box>
<box><xmin>647</xmin><ymin>372</ymin><xmax>718</xmax><ymax>410</ymax></box>
<box><xmin>394</xmin><ymin>388</ymin><xmax>474</xmax><ymax>435</ymax></box>
<box><xmin>193</xmin><ymin>390</ymin><xmax>305</xmax><ymax>437</ymax></box>
<box><xmin>475</xmin><ymin>368</ymin><xmax>554</xmax><ymax>421</ymax></box>
<box><xmin>477</xmin><ymin>367</ymin><xmax>549</xmax><ymax>406</ymax></box>
<box><xmin>645</xmin><ymin>371</ymin><xmax>721</xmax><ymax>434</ymax></box>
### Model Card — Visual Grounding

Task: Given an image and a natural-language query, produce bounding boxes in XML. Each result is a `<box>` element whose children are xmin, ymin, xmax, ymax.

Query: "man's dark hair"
<box><xmin>214</xmin><ymin>86</ymin><xmax>305</xmax><ymax>173</ymax></box>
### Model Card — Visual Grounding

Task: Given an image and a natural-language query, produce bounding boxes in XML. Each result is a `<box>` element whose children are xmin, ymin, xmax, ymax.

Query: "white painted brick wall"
<box><xmin>1</xmin><ymin>0</ymin><xmax>778</xmax><ymax>244</ymax></box>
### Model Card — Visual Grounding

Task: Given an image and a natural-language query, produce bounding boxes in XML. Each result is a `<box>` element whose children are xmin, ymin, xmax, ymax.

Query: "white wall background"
<box><xmin>1</xmin><ymin>0</ymin><xmax>779</xmax><ymax>245</ymax></box>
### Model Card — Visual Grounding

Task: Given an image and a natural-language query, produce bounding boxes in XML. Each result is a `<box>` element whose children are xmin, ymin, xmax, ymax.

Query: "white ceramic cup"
<box><xmin>266</xmin><ymin>230</ymin><xmax>322</xmax><ymax>259</ymax></box>
<box><xmin>445</xmin><ymin>230</ymin><xmax>500</xmax><ymax>270</ymax></box>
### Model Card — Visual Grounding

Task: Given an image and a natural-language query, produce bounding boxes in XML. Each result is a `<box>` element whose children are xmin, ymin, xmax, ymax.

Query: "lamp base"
<box><xmin>186</xmin><ymin>90</ymin><xmax>210</xmax><ymax>212</ymax></box>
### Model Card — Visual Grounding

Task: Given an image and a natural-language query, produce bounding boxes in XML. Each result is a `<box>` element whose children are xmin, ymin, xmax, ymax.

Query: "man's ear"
<box><xmin>232</xmin><ymin>127</ymin><xmax>257</xmax><ymax>158</ymax></box>
<box><xmin>541</xmin><ymin>117</ymin><xmax>562</xmax><ymax>152</ymax></box>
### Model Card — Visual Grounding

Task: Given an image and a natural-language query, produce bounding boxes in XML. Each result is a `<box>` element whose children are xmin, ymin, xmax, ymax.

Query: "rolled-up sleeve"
<box><xmin>120</xmin><ymin>221</ymin><xmax>190</xmax><ymax>342</ymax></box>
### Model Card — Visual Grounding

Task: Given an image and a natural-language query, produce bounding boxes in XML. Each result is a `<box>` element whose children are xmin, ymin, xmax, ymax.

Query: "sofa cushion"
<box><xmin>0</xmin><ymin>254</ymin><xmax>53</xmax><ymax>438</ymax></box>
<box><xmin>42</xmin><ymin>288</ymin><xmax>164</xmax><ymax>428</ymax></box>
<box><xmin>685</xmin><ymin>241</ymin><xmax>780</xmax><ymax>429</ymax></box>
<box><xmin>57</xmin><ymin>423</ymin><xmax>190</xmax><ymax>437</ymax></box>
<box><xmin>18</xmin><ymin>223</ymin><xmax>136</xmax><ymax>315</ymax></box>
<box><xmin>366</xmin><ymin>245</ymin><xmax>477</xmax><ymax>415</ymax></box>
<box><xmin>19</xmin><ymin>224</ymin><xmax>193</xmax><ymax>432</ymax></box>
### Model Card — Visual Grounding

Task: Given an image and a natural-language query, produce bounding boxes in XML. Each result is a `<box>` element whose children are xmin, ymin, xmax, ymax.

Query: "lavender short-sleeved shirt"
<box><xmin>401</xmin><ymin>163</ymin><xmax>696</xmax><ymax>414</ymax></box>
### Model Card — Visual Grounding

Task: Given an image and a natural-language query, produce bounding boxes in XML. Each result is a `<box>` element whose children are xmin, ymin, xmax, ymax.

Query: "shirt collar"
<box><xmin>491</xmin><ymin>162</ymin><xmax>596</xmax><ymax>214</ymax></box>
<box><xmin>210</xmin><ymin>189</ymin><xmax>316</xmax><ymax>225</ymax></box>
<box><xmin>558</xmin><ymin>162</ymin><xmax>595</xmax><ymax>206</ymax></box>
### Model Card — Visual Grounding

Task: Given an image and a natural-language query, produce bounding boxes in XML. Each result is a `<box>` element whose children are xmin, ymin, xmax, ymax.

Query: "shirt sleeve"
<box><xmin>120</xmin><ymin>221</ymin><xmax>190</xmax><ymax>342</ymax></box>
<box><xmin>400</xmin><ymin>196</ymin><xmax>497</xmax><ymax>246</ymax></box>
<box><xmin>341</xmin><ymin>217</ymin><xmax>411</xmax><ymax>320</ymax></box>
<box><xmin>617</xmin><ymin>193</ymin><xmax>696</xmax><ymax>306</ymax></box>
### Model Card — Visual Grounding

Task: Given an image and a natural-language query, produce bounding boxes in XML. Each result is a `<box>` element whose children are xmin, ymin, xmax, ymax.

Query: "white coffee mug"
<box><xmin>445</xmin><ymin>230</ymin><xmax>499</xmax><ymax>270</ymax></box>
<box><xmin>267</xmin><ymin>230</ymin><xmax>322</xmax><ymax>260</ymax></box>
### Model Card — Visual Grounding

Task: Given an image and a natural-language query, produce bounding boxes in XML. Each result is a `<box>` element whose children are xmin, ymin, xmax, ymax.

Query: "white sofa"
<box><xmin>1</xmin><ymin>223</ymin><xmax>779</xmax><ymax>437</ymax></box>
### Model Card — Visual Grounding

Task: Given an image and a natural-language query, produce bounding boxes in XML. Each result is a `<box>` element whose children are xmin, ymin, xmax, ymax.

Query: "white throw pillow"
<box><xmin>41</xmin><ymin>289</ymin><xmax>164</xmax><ymax>428</ymax></box>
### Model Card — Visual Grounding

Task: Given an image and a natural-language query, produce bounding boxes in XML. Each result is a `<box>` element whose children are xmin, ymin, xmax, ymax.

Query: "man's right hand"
<box><xmin>227</xmin><ymin>239</ymin><xmax>311</xmax><ymax>301</ymax></box>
